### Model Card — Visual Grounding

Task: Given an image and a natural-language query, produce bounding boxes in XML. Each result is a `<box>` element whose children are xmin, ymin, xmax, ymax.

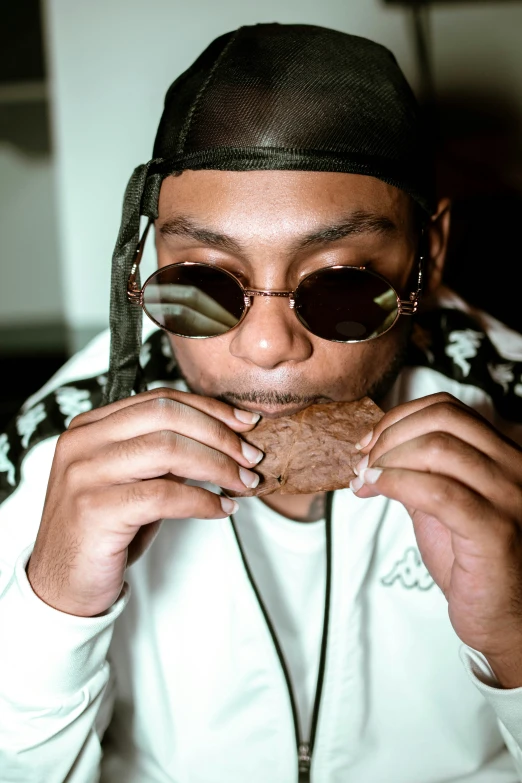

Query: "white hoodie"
<box><xmin>1</xmin><ymin>289</ymin><xmax>522</xmax><ymax>783</ymax></box>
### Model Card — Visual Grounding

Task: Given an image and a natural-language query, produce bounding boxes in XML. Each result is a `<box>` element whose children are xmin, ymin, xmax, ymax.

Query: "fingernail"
<box><xmin>350</xmin><ymin>475</ymin><xmax>364</xmax><ymax>492</ymax></box>
<box><xmin>220</xmin><ymin>496</ymin><xmax>239</xmax><ymax>514</ymax></box>
<box><xmin>354</xmin><ymin>454</ymin><xmax>368</xmax><ymax>476</ymax></box>
<box><xmin>234</xmin><ymin>408</ymin><xmax>261</xmax><ymax>424</ymax></box>
<box><xmin>239</xmin><ymin>467</ymin><xmax>260</xmax><ymax>488</ymax></box>
<box><xmin>241</xmin><ymin>441</ymin><xmax>264</xmax><ymax>464</ymax></box>
<box><xmin>361</xmin><ymin>467</ymin><xmax>382</xmax><ymax>485</ymax></box>
<box><xmin>355</xmin><ymin>430</ymin><xmax>373</xmax><ymax>450</ymax></box>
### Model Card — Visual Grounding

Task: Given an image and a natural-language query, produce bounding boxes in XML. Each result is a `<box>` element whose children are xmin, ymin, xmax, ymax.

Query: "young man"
<box><xmin>2</xmin><ymin>22</ymin><xmax>522</xmax><ymax>783</ymax></box>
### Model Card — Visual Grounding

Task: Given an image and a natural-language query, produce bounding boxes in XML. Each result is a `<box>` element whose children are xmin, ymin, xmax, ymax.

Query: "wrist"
<box><xmin>26</xmin><ymin>556</ymin><xmax>121</xmax><ymax>618</ymax></box>
<box><xmin>485</xmin><ymin>654</ymin><xmax>522</xmax><ymax>689</ymax></box>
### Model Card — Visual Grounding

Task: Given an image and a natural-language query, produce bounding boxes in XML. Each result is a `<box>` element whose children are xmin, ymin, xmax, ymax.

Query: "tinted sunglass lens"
<box><xmin>294</xmin><ymin>266</ymin><xmax>399</xmax><ymax>342</ymax></box>
<box><xmin>142</xmin><ymin>265</ymin><xmax>245</xmax><ymax>337</ymax></box>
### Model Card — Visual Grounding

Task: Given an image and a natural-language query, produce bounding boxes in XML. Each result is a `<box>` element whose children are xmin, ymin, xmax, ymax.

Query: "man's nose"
<box><xmin>228</xmin><ymin>295</ymin><xmax>313</xmax><ymax>369</ymax></box>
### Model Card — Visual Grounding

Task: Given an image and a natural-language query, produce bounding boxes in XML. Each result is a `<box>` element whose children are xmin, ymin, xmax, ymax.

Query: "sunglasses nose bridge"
<box><xmin>243</xmin><ymin>289</ymin><xmax>295</xmax><ymax>310</ymax></box>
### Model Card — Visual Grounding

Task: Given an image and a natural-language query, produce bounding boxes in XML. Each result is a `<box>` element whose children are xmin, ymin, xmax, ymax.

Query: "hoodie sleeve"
<box><xmin>461</xmin><ymin>646</ymin><xmax>522</xmax><ymax>780</ymax></box>
<box><xmin>0</xmin><ymin>437</ymin><xmax>128</xmax><ymax>783</ymax></box>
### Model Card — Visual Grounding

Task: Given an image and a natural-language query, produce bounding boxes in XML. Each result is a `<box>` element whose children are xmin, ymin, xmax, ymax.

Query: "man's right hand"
<box><xmin>26</xmin><ymin>388</ymin><xmax>262</xmax><ymax>618</ymax></box>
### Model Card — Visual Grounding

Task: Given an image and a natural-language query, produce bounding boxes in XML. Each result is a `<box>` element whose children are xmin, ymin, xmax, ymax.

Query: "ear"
<box><xmin>424</xmin><ymin>197</ymin><xmax>451</xmax><ymax>295</ymax></box>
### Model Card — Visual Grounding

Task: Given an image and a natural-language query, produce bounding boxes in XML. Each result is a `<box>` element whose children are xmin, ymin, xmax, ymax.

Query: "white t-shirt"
<box><xmin>233</xmin><ymin>497</ymin><xmax>326</xmax><ymax>741</ymax></box>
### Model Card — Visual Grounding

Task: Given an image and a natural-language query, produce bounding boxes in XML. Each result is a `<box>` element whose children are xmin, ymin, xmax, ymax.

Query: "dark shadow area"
<box><xmin>0</xmin><ymin>102</ymin><xmax>51</xmax><ymax>156</ymax></box>
<box><xmin>0</xmin><ymin>1</ymin><xmax>45</xmax><ymax>83</ymax></box>
<box><xmin>0</xmin><ymin>352</ymin><xmax>67</xmax><ymax>433</ymax></box>
<box><xmin>381</xmin><ymin>0</ymin><xmax>522</xmax><ymax>334</ymax></box>
<box><xmin>0</xmin><ymin>1</ymin><xmax>67</xmax><ymax>433</ymax></box>
<box><xmin>434</xmin><ymin>90</ymin><xmax>522</xmax><ymax>333</ymax></box>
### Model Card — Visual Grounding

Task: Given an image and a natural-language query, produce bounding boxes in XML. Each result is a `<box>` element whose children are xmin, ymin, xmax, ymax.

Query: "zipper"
<box><xmin>230</xmin><ymin>491</ymin><xmax>334</xmax><ymax>783</ymax></box>
<box><xmin>298</xmin><ymin>742</ymin><xmax>312</xmax><ymax>782</ymax></box>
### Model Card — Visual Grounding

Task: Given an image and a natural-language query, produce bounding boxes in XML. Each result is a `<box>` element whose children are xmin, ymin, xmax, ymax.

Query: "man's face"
<box><xmin>155</xmin><ymin>170</ymin><xmax>421</xmax><ymax>418</ymax></box>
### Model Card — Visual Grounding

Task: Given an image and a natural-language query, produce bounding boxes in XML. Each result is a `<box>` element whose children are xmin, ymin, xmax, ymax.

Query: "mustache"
<box><xmin>218</xmin><ymin>390</ymin><xmax>323</xmax><ymax>406</ymax></box>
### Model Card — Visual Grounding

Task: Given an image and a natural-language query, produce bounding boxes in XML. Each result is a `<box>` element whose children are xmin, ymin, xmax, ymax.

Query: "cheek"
<box><xmin>168</xmin><ymin>333</ymin><xmax>235</xmax><ymax>380</ymax></box>
<box><xmin>321</xmin><ymin>325</ymin><xmax>409</xmax><ymax>393</ymax></box>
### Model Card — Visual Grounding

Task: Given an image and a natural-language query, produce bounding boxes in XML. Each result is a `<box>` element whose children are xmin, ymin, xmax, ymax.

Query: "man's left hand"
<box><xmin>351</xmin><ymin>392</ymin><xmax>522</xmax><ymax>688</ymax></box>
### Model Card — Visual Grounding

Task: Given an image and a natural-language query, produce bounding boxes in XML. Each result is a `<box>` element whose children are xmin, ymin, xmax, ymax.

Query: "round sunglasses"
<box><xmin>128</xmin><ymin>221</ymin><xmax>424</xmax><ymax>343</ymax></box>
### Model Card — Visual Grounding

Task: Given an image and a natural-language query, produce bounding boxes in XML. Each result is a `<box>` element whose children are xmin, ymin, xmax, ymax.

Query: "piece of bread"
<box><xmin>233</xmin><ymin>397</ymin><xmax>384</xmax><ymax>497</ymax></box>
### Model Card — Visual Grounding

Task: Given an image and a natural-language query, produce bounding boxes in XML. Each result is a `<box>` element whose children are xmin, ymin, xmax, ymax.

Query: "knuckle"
<box><xmin>429</xmin><ymin>479</ymin><xmax>459</xmax><ymax>508</ymax></box>
<box><xmin>423</xmin><ymin>430</ymin><xmax>455</xmax><ymax>460</ymax></box>
<box><xmin>146</xmin><ymin>386</ymin><xmax>177</xmax><ymax>400</ymax></box>
<box><xmin>375</xmin><ymin>422</ymin><xmax>394</xmax><ymax>453</ymax></box>
<box><xmin>55</xmin><ymin>428</ymin><xmax>78</xmax><ymax>459</ymax></box>
<box><xmin>127</xmin><ymin>480</ymin><xmax>167</xmax><ymax>508</ymax></box>
<box><xmin>208</xmin><ymin>417</ymin><xmax>234</xmax><ymax>448</ymax></box>
<box><xmin>214</xmin><ymin>448</ymin><xmax>234</xmax><ymax>475</ymax></box>
<box><xmin>67</xmin><ymin>410</ymin><xmax>91</xmax><ymax>429</ymax></box>
<box><xmin>73</xmin><ymin>487</ymin><xmax>96</xmax><ymax>521</ymax></box>
<box><xmin>430</xmin><ymin>392</ymin><xmax>459</xmax><ymax>407</ymax></box>
<box><xmin>195</xmin><ymin>489</ymin><xmax>223</xmax><ymax>519</ymax></box>
<box><xmin>154</xmin><ymin>429</ymin><xmax>181</xmax><ymax>456</ymax></box>
<box><xmin>429</xmin><ymin>398</ymin><xmax>463</xmax><ymax>425</ymax></box>
<box><xmin>63</xmin><ymin>458</ymin><xmax>89</xmax><ymax>490</ymax></box>
<box><xmin>146</xmin><ymin>395</ymin><xmax>183</xmax><ymax>422</ymax></box>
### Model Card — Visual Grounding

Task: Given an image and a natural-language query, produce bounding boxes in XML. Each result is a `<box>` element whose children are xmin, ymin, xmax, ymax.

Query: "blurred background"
<box><xmin>1</xmin><ymin>0</ymin><xmax>522</xmax><ymax>429</ymax></box>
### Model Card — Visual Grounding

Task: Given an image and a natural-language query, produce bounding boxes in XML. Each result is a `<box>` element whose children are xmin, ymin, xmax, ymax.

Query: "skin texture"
<box><xmin>350</xmin><ymin>394</ymin><xmax>522</xmax><ymax>688</ymax></box>
<box><xmin>34</xmin><ymin>168</ymin><xmax>522</xmax><ymax>692</ymax></box>
<box><xmin>156</xmin><ymin>171</ymin><xmax>448</xmax><ymax>520</ymax></box>
<box><xmin>30</xmin><ymin>170</ymin><xmax>449</xmax><ymax>616</ymax></box>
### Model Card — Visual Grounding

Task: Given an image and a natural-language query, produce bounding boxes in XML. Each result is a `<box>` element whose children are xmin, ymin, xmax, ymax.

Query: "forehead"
<box><xmin>157</xmin><ymin>170</ymin><xmax>413</xmax><ymax>237</ymax></box>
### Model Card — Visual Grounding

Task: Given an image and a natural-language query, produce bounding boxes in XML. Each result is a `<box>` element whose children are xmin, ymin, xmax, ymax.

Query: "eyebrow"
<box><xmin>158</xmin><ymin>210</ymin><xmax>398</xmax><ymax>255</ymax></box>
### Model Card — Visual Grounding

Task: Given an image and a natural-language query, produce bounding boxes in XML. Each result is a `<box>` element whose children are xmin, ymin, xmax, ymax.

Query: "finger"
<box><xmin>351</xmin><ymin>466</ymin><xmax>506</xmax><ymax>545</ymax></box>
<box><xmin>147</xmin><ymin>284</ymin><xmax>238</xmax><ymax>327</ymax></box>
<box><xmin>359</xmin><ymin>431</ymin><xmax>522</xmax><ymax>514</ymax></box>
<box><xmin>359</xmin><ymin>395</ymin><xmax>521</xmax><ymax>474</ymax></box>
<box><xmin>357</xmin><ymin>393</ymin><xmax>469</xmax><ymax>451</ymax></box>
<box><xmin>72</xmin><ymin>430</ymin><xmax>260</xmax><ymax>493</ymax></box>
<box><xmin>68</xmin><ymin>387</ymin><xmax>260</xmax><ymax>431</ymax></box>
<box><xmin>146</xmin><ymin>303</ymin><xmax>231</xmax><ymax>335</ymax></box>
<box><xmin>65</xmin><ymin>396</ymin><xmax>263</xmax><ymax>469</ymax></box>
<box><xmin>89</xmin><ymin>479</ymin><xmax>239</xmax><ymax>528</ymax></box>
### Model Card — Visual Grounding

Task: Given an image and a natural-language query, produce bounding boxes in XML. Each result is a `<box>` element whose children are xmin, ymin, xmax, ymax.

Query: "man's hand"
<box><xmin>351</xmin><ymin>392</ymin><xmax>522</xmax><ymax>688</ymax></box>
<box><xmin>27</xmin><ymin>388</ymin><xmax>262</xmax><ymax>618</ymax></box>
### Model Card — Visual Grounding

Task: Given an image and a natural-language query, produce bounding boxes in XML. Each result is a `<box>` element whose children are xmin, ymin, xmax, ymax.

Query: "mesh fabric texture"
<box><xmin>104</xmin><ymin>23</ymin><xmax>435</xmax><ymax>405</ymax></box>
<box><xmin>153</xmin><ymin>24</ymin><xmax>434</xmax><ymax>212</ymax></box>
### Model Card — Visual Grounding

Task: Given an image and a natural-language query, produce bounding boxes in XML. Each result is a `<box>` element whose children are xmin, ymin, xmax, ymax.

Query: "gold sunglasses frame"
<box><xmin>128</xmin><ymin>220</ymin><xmax>424</xmax><ymax>342</ymax></box>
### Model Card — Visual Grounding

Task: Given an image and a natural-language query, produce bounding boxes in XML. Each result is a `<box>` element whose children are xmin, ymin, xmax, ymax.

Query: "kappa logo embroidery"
<box><xmin>381</xmin><ymin>547</ymin><xmax>435</xmax><ymax>591</ymax></box>
<box><xmin>0</xmin><ymin>433</ymin><xmax>16</xmax><ymax>487</ymax></box>
<box><xmin>16</xmin><ymin>403</ymin><xmax>47</xmax><ymax>448</ymax></box>
<box><xmin>55</xmin><ymin>386</ymin><xmax>93</xmax><ymax>427</ymax></box>
<box><xmin>444</xmin><ymin>329</ymin><xmax>484</xmax><ymax>377</ymax></box>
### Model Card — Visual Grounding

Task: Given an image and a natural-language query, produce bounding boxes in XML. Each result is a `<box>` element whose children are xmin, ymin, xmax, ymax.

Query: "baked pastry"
<box><xmin>233</xmin><ymin>397</ymin><xmax>384</xmax><ymax>497</ymax></box>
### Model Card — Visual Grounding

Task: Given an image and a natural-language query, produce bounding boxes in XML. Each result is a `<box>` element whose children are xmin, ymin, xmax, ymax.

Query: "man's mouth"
<box><xmin>220</xmin><ymin>394</ymin><xmax>334</xmax><ymax>419</ymax></box>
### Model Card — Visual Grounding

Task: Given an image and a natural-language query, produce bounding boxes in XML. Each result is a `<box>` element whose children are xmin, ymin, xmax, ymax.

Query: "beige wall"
<box><xmin>0</xmin><ymin>101</ymin><xmax>63</xmax><ymax>336</ymax></box>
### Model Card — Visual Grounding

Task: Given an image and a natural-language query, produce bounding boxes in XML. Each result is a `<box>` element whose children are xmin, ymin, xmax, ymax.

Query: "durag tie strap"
<box><xmin>103</xmin><ymin>160</ymin><xmax>163</xmax><ymax>405</ymax></box>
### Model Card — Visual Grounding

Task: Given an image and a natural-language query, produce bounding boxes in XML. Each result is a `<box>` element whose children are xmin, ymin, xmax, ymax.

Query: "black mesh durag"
<box><xmin>104</xmin><ymin>22</ymin><xmax>436</xmax><ymax>405</ymax></box>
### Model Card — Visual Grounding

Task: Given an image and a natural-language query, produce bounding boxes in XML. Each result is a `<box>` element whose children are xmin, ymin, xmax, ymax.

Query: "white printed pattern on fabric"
<box><xmin>140</xmin><ymin>342</ymin><xmax>152</xmax><ymax>368</ymax></box>
<box><xmin>0</xmin><ymin>433</ymin><xmax>16</xmax><ymax>487</ymax></box>
<box><xmin>381</xmin><ymin>547</ymin><xmax>435</xmax><ymax>591</ymax></box>
<box><xmin>445</xmin><ymin>329</ymin><xmax>484</xmax><ymax>377</ymax></box>
<box><xmin>55</xmin><ymin>387</ymin><xmax>93</xmax><ymax>427</ymax></box>
<box><xmin>487</xmin><ymin>362</ymin><xmax>515</xmax><ymax>393</ymax></box>
<box><xmin>16</xmin><ymin>403</ymin><xmax>47</xmax><ymax>448</ymax></box>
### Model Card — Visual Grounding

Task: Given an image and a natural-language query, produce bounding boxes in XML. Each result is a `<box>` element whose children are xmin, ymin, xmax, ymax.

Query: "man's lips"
<box><xmin>229</xmin><ymin>396</ymin><xmax>333</xmax><ymax>419</ymax></box>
